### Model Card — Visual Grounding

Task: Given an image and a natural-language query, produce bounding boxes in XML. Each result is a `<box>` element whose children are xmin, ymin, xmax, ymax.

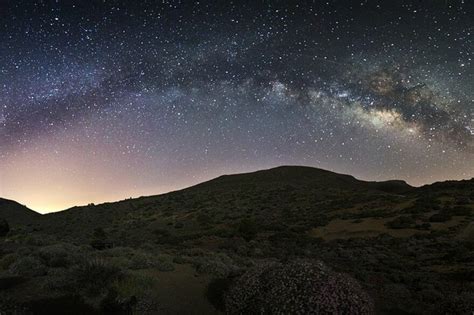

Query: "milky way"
<box><xmin>0</xmin><ymin>1</ymin><xmax>472</xmax><ymax>212</ymax></box>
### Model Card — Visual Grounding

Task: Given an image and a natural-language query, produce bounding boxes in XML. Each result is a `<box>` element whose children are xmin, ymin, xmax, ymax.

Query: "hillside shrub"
<box><xmin>450</xmin><ymin>206</ymin><xmax>471</xmax><ymax>216</ymax></box>
<box><xmin>0</xmin><ymin>219</ymin><xmax>9</xmax><ymax>237</ymax></box>
<box><xmin>238</xmin><ymin>218</ymin><xmax>258</xmax><ymax>241</ymax></box>
<box><xmin>153</xmin><ymin>229</ymin><xmax>171</xmax><ymax>238</ymax></box>
<box><xmin>206</xmin><ymin>277</ymin><xmax>235</xmax><ymax>311</ymax></box>
<box><xmin>129</xmin><ymin>252</ymin><xmax>157</xmax><ymax>270</ymax></box>
<box><xmin>156</xmin><ymin>254</ymin><xmax>175</xmax><ymax>272</ymax></box>
<box><xmin>438</xmin><ymin>292</ymin><xmax>474</xmax><ymax>315</ymax></box>
<box><xmin>197</xmin><ymin>213</ymin><xmax>213</xmax><ymax>226</ymax></box>
<box><xmin>38</xmin><ymin>243</ymin><xmax>79</xmax><ymax>268</ymax></box>
<box><xmin>429</xmin><ymin>212</ymin><xmax>452</xmax><ymax>222</ymax></box>
<box><xmin>71</xmin><ymin>258</ymin><xmax>123</xmax><ymax>296</ymax></box>
<box><xmin>455</xmin><ymin>197</ymin><xmax>470</xmax><ymax>205</ymax></box>
<box><xmin>9</xmin><ymin>256</ymin><xmax>47</xmax><ymax>277</ymax></box>
<box><xmin>386</xmin><ymin>216</ymin><xmax>415</xmax><ymax>229</ymax></box>
<box><xmin>0</xmin><ymin>254</ymin><xmax>18</xmax><ymax>270</ymax></box>
<box><xmin>111</xmin><ymin>273</ymin><xmax>155</xmax><ymax>302</ymax></box>
<box><xmin>225</xmin><ymin>260</ymin><xmax>374</xmax><ymax>314</ymax></box>
<box><xmin>90</xmin><ymin>227</ymin><xmax>113</xmax><ymax>250</ymax></box>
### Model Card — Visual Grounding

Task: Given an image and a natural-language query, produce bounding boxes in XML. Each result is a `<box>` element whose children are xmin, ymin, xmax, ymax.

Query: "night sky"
<box><xmin>1</xmin><ymin>1</ymin><xmax>472</xmax><ymax>213</ymax></box>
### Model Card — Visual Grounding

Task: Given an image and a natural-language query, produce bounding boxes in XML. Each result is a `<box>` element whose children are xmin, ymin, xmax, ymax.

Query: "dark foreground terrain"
<box><xmin>1</xmin><ymin>166</ymin><xmax>473</xmax><ymax>314</ymax></box>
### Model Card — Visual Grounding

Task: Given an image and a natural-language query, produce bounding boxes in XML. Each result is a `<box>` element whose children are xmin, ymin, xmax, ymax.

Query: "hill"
<box><xmin>0</xmin><ymin>198</ymin><xmax>42</xmax><ymax>226</ymax></box>
<box><xmin>35</xmin><ymin>166</ymin><xmax>415</xmax><ymax>243</ymax></box>
<box><xmin>0</xmin><ymin>166</ymin><xmax>473</xmax><ymax>314</ymax></box>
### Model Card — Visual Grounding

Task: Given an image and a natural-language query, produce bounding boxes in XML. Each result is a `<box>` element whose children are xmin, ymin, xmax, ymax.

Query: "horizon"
<box><xmin>1</xmin><ymin>1</ymin><xmax>472</xmax><ymax>214</ymax></box>
<box><xmin>3</xmin><ymin>164</ymin><xmax>473</xmax><ymax>214</ymax></box>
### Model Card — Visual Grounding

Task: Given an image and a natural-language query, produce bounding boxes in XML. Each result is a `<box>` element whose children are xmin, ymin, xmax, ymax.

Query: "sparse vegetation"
<box><xmin>0</xmin><ymin>166</ymin><xmax>473</xmax><ymax>313</ymax></box>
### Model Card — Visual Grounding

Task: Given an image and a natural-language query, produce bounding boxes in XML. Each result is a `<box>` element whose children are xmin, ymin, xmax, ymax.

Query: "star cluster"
<box><xmin>0</xmin><ymin>0</ymin><xmax>472</xmax><ymax>212</ymax></box>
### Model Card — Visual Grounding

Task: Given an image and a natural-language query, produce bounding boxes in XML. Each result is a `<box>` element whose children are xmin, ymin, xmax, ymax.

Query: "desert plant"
<box><xmin>71</xmin><ymin>258</ymin><xmax>123</xmax><ymax>296</ymax></box>
<box><xmin>156</xmin><ymin>254</ymin><xmax>175</xmax><ymax>272</ymax></box>
<box><xmin>37</xmin><ymin>243</ymin><xmax>79</xmax><ymax>267</ymax></box>
<box><xmin>0</xmin><ymin>219</ymin><xmax>9</xmax><ymax>237</ymax></box>
<box><xmin>174</xmin><ymin>222</ymin><xmax>184</xmax><ymax>229</ymax></box>
<box><xmin>386</xmin><ymin>216</ymin><xmax>415</xmax><ymax>229</ymax></box>
<box><xmin>438</xmin><ymin>292</ymin><xmax>474</xmax><ymax>315</ymax></box>
<box><xmin>111</xmin><ymin>273</ymin><xmax>155</xmax><ymax>299</ymax></box>
<box><xmin>206</xmin><ymin>277</ymin><xmax>234</xmax><ymax>311</ymax></box>
<box><xmin>90</xmin><ymin>227</ymin><xmax>113</xmax><ymax>250</ymax></box>
<box><xmin>237</xmin><ymin>218</ymin><xmax>258</xmax><ymax>241</ymax></box>
<box><xmin>225</xmin><ymin>260</ymin><xmax>374</xmax><ymax>314</ymax></box>
<box><xmin>429</xmin><ymin>212</ymin><xmax>452</xmax><ymax>222</ymax></box>
<box><xmin>129</xmin><ymin>251</ymin><xmax>157</xmax><ymax>270</ymax></box>
<box><xmin>9</xmin><ymin>256</ymin><xmax>47</xmax><ymax>277</ymax></box>
<box><xmin>0</xmin><ymin>254</ymin><xmax>18</xmax><ymax>270</ymax></box>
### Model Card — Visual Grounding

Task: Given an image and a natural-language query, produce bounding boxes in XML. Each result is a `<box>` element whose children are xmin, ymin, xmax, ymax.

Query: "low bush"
<box><xmin>450</xmin><ymin>206</ymin><xmax>471</xmax><ymax>216</ymax></box>
<box><xmin>111</xmin><ymin>273</ymin><xmax>155</xmax><ymax>300</ymax></box>
<box><xmin>429</xmin><ymin>212</ymin><xmax>452</xmax><ymax>222</ymax></box>
<box><xmin>0</xmin><ymin>219</ymin><xmax>10</xmax><ymax>237</ymax></box>
<box><xmin>9</xmin><ymin>256</ymin><xmax>47</xmax><ymax>277</ymax></box>
<box><xmin>153</xmin><ymin>229</ymin><xmax>171</xmax><ymax>238</ymax></box>
<box><xmin>237</xmin><ymin>218</ymin><xmax>258</xmax><ymax>241</ymax></box>
<box><xmin>71</xmin><ymin>258</ymin><xmax>123</xmax><ymax>296</ymax></box>
<box><xmin>206</xmin><ymin>277</ymin><xmax>235</xmax><ymax>311</ymax></box>
<box><xmin>386</xmin><ymin>216</ymin><xmax>416</xmax><ymax>229</ymax></box>
<box><xmin>38</xmin><ymin>243</ymin><xmax>79</xmax><ymax>268</ymax></box>
<box><xmin>156</xmin><ymin>254</ymin><xmax>175</xmax><ymax>272</ymax></box>
<box><xmin>129</xmin><ymin>252</ymin><xmax>157</xmax><ymax>270</ymax></box>
<box><xmin>0</xmin><ymin>254</ymin><xmax>18</xmax><ymax>270</ymax></box>
<box><xmin>225</xmin><ymin>260</ymin><xmax>374</xmax><ymax>314</ymax></box>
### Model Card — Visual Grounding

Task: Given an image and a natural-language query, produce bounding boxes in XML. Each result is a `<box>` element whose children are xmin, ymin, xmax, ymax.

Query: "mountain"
<box><xmin>190</xmin><ymin>165</ymin><xmax>413</xmax><ymax>193</ymax></box>
<box><xmin>36</xmin><ymin>166</ymin><xmax>415</xmax><ymax>242</ymax></box>
<box><xmin>0</xmin><ymin>166</ymin><xmax>473</xmax><ymax>314</ymax></box>
<box><xmin>0</xmin><ymin>198</ymin><xmax>41</xmax><ymax>226</ymax></box>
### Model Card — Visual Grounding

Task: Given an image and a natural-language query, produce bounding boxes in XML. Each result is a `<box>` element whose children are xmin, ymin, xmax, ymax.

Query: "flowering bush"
<box><xmin>225</xmin><ymin>260</ymin><xmax>374</xmax><ymax>314</ymax></box>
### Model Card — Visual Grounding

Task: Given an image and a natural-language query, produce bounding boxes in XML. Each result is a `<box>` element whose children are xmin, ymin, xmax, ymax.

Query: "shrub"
<box><xmin>415</xmin><ymin>223</ymin><xmax>431</xmax><ymax>230</ymax></box>
<box><xmin>206</xmin><ymin>277</ymin><xmax>234</xmax><ymax>311</ymax></box>
<box><xmin>0</xmin><ymin>219</ymin><xmax>9</xmax><ymax>237</ymax></box>
<box><xmin>238</xmin><ymin>218</ymin><xmax>258</xmax><ymax>241</ymax></box>
<box><xmin>23</xmin><ymin>235</ymin><xmax>50</xmax><ymax>246</ymax></box>
<box><xmin>225</xmin><ymin>260</ymin><xmax>374</xmax><ymax>314</ymax></box>
<box><xmin>197</xmin><ymin>213</ymin><xmax>213</xmax><ymax>226</ymax></box>
<box><xmin>195</xmin><ymin>258</ymin><xmax>234</xmax><ymax>277</ymax></box>
<box><xmin>386</xmin><ymin>216</ymin><xmax>415</xmax><ymax>229</ymax></box>
<box><xmin>111</xmin><ymin>273</ymin><xmax>155</xmax><ymax>300</ymax></box>
<box><xmin>71</xmin><ymin>258</ymin><xmax>123</xmax><ymax>296</ymax></box>
<box><xmin>156</xmin><ymin>254</ymin><xmax>175</xmax><ymax>272</ymax></box>
<box><xmin>438</xmin><ymin>292</ymin><xmax>474</xmax><ymax>315</ymax></box>
<box><xmin>9</xmin><ymin>256</ymin><xmax>47</xmax><ymax>277</ymax></box>
<box><xmin>38</xmin><ymin>243</ymin><xmax>79</xmax><ymax>267</ymax></box>
<box><xmin>429</xmin><ymin>212</ymin><xmax>452</xmax><ymax>222</ymax></box>
<box><xmin>172</xmin><ymin>255</ymin><xmax>189</xmax><ymax>264</ymax></box>
<box><xmin>450</xmin><ymin>206</ymin><xmax>471</xmax><ymax>216</ymax></box>
<box><xmin>41</xmin><ymin>267</ymin><xmax>74</xmax><ymax>291</ymax></box>
<box><xmin>0</xmin><ymin>254</ymin><xmax>18</xmax><ymax>270</ymax></box>
<box><xmin>90</xmin><ymin>227</ymin><xmax>113</xmax><ymax>250</ymax></box>
<box><xmin>93</xmin><ymin>227</ymin><xmax>106</xmax><ymax>239</ymax></box>
<box><xmin>153</xmin><ymin>229</ymin><xmax>171</xmax><ymax>238</ymax></box>
<box><xmin>129</xmin><ymin>251</ymin><xmax>157</xmax><ymax>270</ymax></box>
<box><xmin>455</xmin><ymin>197</ymin><xmax>470</xmax><ymax>205</ymax></box>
